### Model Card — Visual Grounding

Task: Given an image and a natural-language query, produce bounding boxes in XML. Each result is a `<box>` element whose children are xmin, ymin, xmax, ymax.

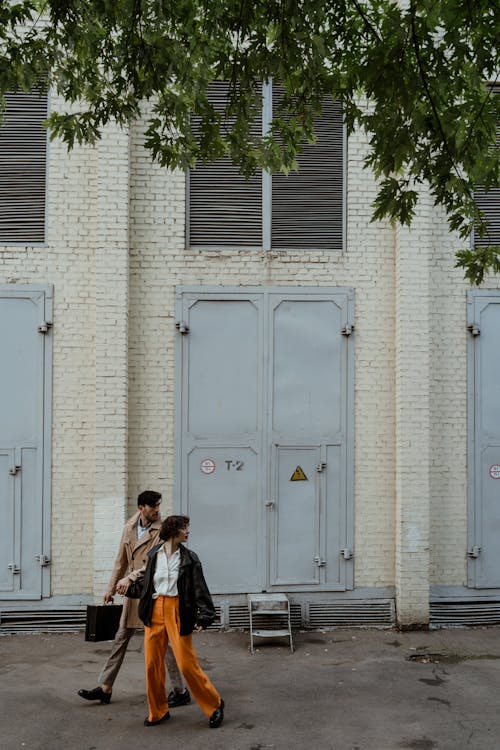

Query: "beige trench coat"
<box><xmin>106</xmin><ymin>510</ymin><xmax>161</xmax><ymax>629</ymax></box>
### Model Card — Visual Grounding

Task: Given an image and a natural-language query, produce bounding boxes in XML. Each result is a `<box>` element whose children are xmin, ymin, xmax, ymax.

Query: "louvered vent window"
<box><xmin>474</xmin><ymin>85</ymin><xmax>499</xmax><ymax>249</ymax></box>
<box><xmin>0</xmin><ymin>88</ymin><xmax>47</xmax><ymax>243</ymax></box>
<box><xmin>188</xmin><ymin>81</ymin><xmax>345</xmax><ymax>251</ymax></box>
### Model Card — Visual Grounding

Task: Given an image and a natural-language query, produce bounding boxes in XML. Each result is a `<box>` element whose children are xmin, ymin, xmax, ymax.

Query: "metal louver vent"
<box><xmin>228</xmin><ymin>603</ymin><xmax>302</xmax><ymax>630</ymax></box>
<box><xmin>272</xmin><ymin>90</ymin><xmax>344</xmax><ymax>250</ymax></box>
<box><xmin>0</xmin><ymin>89</ymin><xmax>47</xmax><ymax>243</ymax></box>
<box><xmin>474</xmin><ymin>86</ymin><xmax>499</xmax><ymax>249</ymax></box>
<box><xmin>430</xmin><ymin>600</ymin><xmax>500</xmax><ymax>628</ymax></box>
<box><xmin>0</xmin><ymin>609</ymin><xmax>86</xmax><ymax>635</ymax></box>
<box><xmin>308</xmin><ymin>600</ymin><xmax>394</xmax><ymax>628</ymax></box>
<box><xmin>189</xmin><ymin>81</ymin><xmax>262</xmax><ymax>248</ymax></box>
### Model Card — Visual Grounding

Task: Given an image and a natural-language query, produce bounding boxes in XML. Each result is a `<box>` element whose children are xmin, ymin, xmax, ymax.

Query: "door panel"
<box><xmin>271</xmin><ymin>299</ymin><xmax>343</xmax><ymax>436</ymax></box>
<box><xmin>186</xmin><ymin>446</ymin><xmax>260</xmax><ymax>592</ymax></box>
<box><xmin>271</xmin><ymin>446</ymin><xmax>320</xmax><ymax>586</ymax></box>
<box><xmin>0</xmin><ymin>449</ymin><xmax>16</xmax><ymax>592</ymax></box>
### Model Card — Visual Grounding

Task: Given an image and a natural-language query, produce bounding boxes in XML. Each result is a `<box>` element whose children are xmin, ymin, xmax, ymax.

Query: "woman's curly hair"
<box><xmin>160</xmin><ymin>515</ymin><xmax>190</xmax><ymax>541</ymax></box>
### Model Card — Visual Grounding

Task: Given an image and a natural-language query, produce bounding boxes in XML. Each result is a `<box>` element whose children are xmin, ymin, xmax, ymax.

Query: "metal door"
<box><xmin>0</xmin><ymin>285</ymin><xmax>52</xmax><ymax>599</ymax></box>
<box><xmin>175</xmin><ymin>287</ymin><xmax>353</xmax><ymax>594</ymax></box>
<box><xmin>467</xmin><ymin>291</ymin><xmax>500</xmax><ymax>587</ymax></box>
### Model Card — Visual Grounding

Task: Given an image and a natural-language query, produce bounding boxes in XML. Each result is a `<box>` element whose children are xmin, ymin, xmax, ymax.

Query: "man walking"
<box><xmin>78</xmin><ymin>490</ymin><xmax>191</xmax><ymax>708</ymax></box>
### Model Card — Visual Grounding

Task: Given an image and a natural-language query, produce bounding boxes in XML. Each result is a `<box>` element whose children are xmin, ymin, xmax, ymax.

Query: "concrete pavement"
<box><xmin>1</xmin><ymin>627</ymin><xmax>500</xmax><ymax>750</ymax></box>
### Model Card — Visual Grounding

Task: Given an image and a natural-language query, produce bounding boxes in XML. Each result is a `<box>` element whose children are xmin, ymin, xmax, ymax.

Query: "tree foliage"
<box><xmin>0</xmin><ymin>0</ymin><xmax>498</xmax><ymax>282</ymax></box>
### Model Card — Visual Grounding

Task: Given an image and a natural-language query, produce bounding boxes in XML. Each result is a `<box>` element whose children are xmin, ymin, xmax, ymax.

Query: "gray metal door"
<box><xmin>175</xmin><ymin>287</ymin><xmax>354</xmax><ymax>594</ymax></box>
<box><xmin>0</xmin><ymin>285</ymin><xmax>52</xmax><ymax>599</ymax></box>
<box><xmin>467</xmin><ymin>291</ymin><xmax>500</xmax><ymax>588</ymax></box>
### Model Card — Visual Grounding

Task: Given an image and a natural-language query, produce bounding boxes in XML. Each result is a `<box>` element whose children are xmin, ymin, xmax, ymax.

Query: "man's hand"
<box><xmin>103</xmin><ymin>592</ymin><xmax>114</xmax><ymax>604</ymax></box>
<box><xmin>194</xmin><ymin>624</ymin><xmax>203</xmax><ymax>633</ymax></box>
<box><xmin>115</xmin><ymin>577</ymin><xmax>130</xmax><ymax>595</ymax></box>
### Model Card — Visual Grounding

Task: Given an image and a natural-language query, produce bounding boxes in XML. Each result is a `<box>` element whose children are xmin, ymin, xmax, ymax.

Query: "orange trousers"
<box><xmin>144</xmin><ymin>596</ymin><xmax>221</xmax><ymax>723</ymax></box>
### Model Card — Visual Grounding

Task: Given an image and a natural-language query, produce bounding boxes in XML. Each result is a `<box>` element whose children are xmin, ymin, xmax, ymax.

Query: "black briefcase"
<box><xmin>85</xmin><ymin>604</ymin><xmax>123</xmax><ymax>642</ymax></box>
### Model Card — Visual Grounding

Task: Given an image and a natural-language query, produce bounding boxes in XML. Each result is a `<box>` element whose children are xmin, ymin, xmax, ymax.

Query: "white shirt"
<box><xmin>153</xmin><ymin>545</ymin><xmax>180</xmax><ymax>598</ymax></box>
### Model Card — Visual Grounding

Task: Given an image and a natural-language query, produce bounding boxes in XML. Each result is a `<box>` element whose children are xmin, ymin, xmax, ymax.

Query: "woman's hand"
<box><xmin>116</xmin><ymin>577</ymin><xmax>130</xmax><ymax>595</ymax></box>
<box><xmin>194</xmin><ymin>624</ymin><xmax>203</xmax><ymax>633</ymax></box>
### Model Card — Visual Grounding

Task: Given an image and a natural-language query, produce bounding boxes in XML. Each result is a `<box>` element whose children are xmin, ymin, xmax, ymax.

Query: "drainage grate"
<box><xmin>308</xmin><ymin>599</ymin><xmax>394</xmax><ymax>628</ymax></box>
<box><xmin>0</xmin><ymin>609</ymin><xmax>86</xmax><ymax>635</ymax></box>
<box><xmin>430</xmin><ymin>600</ymin><xmax>500</xmax><ymax>627</ymax></box>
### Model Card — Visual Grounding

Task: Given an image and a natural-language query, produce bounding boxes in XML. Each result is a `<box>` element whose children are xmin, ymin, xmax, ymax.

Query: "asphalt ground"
<box><xmin>1</xmin><ymin>627</ymin><xmax>500</xmax><ymax>750</ymax></box>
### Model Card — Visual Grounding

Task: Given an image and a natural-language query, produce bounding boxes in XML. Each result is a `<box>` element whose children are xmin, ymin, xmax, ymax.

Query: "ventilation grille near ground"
<box><xmin>308</xmin><ymin>600</ymin><xmax>394</xmax><ymax>628</ymax></box>
<box><xmin>430</xmin><ymin>601</ymin><xmax>500</xmax><ymax>627</ymax></box>
<box><xmin>206</xmin><ymin>606</ymin><xmax>222</xmax><ymax>630</ymax></box>
<box><xmin>228</xmin><ymin>604</ymin><xmax>302</xmax><ymax>630</ymax></box>
<box><xmin>0</xmin><ymin>609</ymin><xmax>86</xmax><ymax>635</ymax></box>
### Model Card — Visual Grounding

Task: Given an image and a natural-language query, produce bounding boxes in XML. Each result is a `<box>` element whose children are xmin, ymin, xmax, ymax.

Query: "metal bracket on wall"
<box><xmin>341</xmin><ymin>323</ymin><xmax>354</xmax><ymax>336</ymax></box>
<box><xmin>467</xmin><ymin>323</ymin><xmax>480</xmax><ymax>336</ymax></box>
<box><xmin>175</xmin><ymin>321</ymin><xmax>190</xmax><ymax>334</ymax></box>
<box><xmin>36</xmin><ymin>555</ymin><xmax>51</xmax><ymax>567</ymax></box>
<box><xmin>37</xmin><ymin>320</ymin><xmax>52</xmax><ymax>333</ymax></box>
<box><xmin>8</xmin><ymin>465</ymin><xmax>21</xmax><ymax>475</ymax></box>
<box><xmin>467</xmin><ymin>546</ymin><xmax>481</xmax><ymax>559</ymax></box>
<box><xmin>340</xmin><ymin>548</ymin><xmax>354</xmax><ymax>560</ymax></box>
<box><xmin>8</xmin><ymin>563</ymin><xmax>20</xmax><ymax>574</ymax></box>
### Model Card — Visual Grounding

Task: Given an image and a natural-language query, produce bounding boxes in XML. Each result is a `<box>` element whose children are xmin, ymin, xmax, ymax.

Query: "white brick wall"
<box><xmin>2</xmin><ymin>98</ymin><xmax>500</xmax><ymax>621</ymax></box>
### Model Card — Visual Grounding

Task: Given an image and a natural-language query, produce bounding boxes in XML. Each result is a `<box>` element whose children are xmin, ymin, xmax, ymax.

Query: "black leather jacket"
<box><xmin>126</xmin><ymin>543</ymin><xmax>216</xmax><ymax>635</ymax></box>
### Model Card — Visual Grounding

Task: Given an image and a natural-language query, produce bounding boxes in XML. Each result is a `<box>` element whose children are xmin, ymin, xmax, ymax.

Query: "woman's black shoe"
<box><xmin>209</xmin><ymin>699</ymin><xmax>224</xmax><ymax>728</ymax></box>
<box><xmin>77</xmin><ymin>687</ymin><xmax>112</xmax><ymax>704</ymax></box>
<box><xmin>144</xmin><ymin>711</ymin><xmax>170</xmax><ymax>726</ymax></box>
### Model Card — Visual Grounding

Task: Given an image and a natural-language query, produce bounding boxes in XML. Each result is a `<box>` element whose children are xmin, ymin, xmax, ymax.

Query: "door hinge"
<box><xmin>175</xmin><ymin>321</ymin><xmax>190</xmax><ymax>334</ymax></box>
<box><xmin>264</xmin><ymin>500</ymin><xmax>275</xmax><ymax>510</ymax></box>
<box><xmin>467</xmin><ymin>545</ymin><xmax>481</xmax><ymax>559</ymax></box>
<box><xmin>340</xmin><ymin>548</ymin><xmax>354</xmax><ymax>560</ymax></box>
<box><xmin>38</xmin><ymin>320</ymin><xmax>52</xmax><ymax>333</ymax></box>
<box><xmin>316</xmin><ymin>462</ymin><xmax>327</xmax><ymax>473</ymax></box>
<box><xmin>36</xmin><ymin>554</ymin><xmax>51</xmax><ymax>567</ymax></box>
<box><xmin>9</xmin><ymin>465</ymin><xmax>21</xmax><ymax>475</ymax></box>
<box><xmin>314</xmin><ymin>556</ymin><xmax>326</xmax><ymax>567</ymax></box>
<box><xmin>8</xmin><ymin>563</ymin><xmax>20</xmax><ymax>574</ymax></box>
<box><xmin>467</xmin><ymin>323</ymin><xmax>480</xmax><ymax>336</ymax></box>
<box><xmin>341</xmin><ymin>323</ymin><xmax>354</xmax><ymax>336</ymax></box>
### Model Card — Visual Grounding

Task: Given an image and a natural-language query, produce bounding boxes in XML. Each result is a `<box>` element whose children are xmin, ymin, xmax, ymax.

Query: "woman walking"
<box><xmin>124</xmin><ymin>515</ymin><xmax>224</xmax><ymax>728</ymax></box>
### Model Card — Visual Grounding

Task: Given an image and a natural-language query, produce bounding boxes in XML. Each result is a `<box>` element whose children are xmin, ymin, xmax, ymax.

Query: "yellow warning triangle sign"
<box><xmin>290</xmin><ymin>466</ymin><xmax>308</xmax><ymax>481</ymax></box>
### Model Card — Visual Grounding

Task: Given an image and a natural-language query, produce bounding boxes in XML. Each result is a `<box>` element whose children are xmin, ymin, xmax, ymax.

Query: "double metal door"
<box><xmin>175</xmin><ymin>287</ymin><xmax>354</xmax><ymax>594</ymax></box>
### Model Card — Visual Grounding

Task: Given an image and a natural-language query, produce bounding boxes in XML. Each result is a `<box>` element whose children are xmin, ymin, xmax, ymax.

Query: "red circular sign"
<box><xmin>200</xmin><ymin>458</ymin><xmax>216</xmax><ymax>475</ymax></box>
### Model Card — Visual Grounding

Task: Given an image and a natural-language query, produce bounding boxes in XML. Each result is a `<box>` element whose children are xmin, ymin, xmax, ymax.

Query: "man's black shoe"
<box><xmin>209</xmin><ymin>699</ymin><xmax>224</xmax><ymax>728</ymax></box>
<box><xmin>77</xmin><ymin>686</ymin><xmax>111</xmax><ymax>704</ymax></box>
<box><xmin>144</xmin><ymin>711</ymin><xmax>170</xmax><ymax>726</ymax></box>
<box><xmin>167</xmin><ymin>688</ymin><xmax>191</xmax><ymax>708</ymax></box>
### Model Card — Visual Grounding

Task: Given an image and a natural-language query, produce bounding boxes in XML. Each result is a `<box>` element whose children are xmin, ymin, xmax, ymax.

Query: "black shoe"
<box><xmin>144</xmin><ymin>711</ymin><xmax>170</xmax><ymax>726</ymax></box>
<box><xmin>209</xmin><ymin>699</ymin><xmax>224</xmax><ymax>728</ymax></box>
<box><xmin>78</xmin><ymin>687</ymin><xmax>112</xmax><ymax>704</ymax></box>
<box><xmin>167</xmin><ymin>688</ymin><xmax>191</xmax><ymax>708</ymax></box>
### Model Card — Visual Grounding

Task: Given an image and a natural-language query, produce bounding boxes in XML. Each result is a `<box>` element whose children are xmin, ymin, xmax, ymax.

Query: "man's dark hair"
<box><xmin>137</xmin><ymin>490</ymin><xmax>162</xmax><ymax>508</ymax></box>
<box><xmin>160</xmin><ymin>515</ymin><xmax>190</xmax><ymax>541</ymax></box>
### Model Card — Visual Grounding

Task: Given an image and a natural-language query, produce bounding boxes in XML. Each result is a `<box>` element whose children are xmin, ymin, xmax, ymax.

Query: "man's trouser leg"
<box><xmin>165</xmin><ymin>642</ymin><xmax>184</xmax><ymax>693</ymax></box>
<box><xmin>98</xmin><ymin>626</ymin><xmax>136</xmax><ymax>688</ymax></box>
